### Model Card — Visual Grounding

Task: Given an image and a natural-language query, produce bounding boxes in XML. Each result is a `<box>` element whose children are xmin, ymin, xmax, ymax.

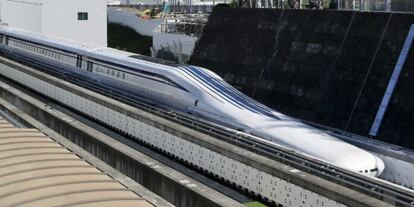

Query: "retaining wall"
<box><xmin>190</xmin><ymin>8</ymin><xmax>414</xmax><ymax>148</ymax></box>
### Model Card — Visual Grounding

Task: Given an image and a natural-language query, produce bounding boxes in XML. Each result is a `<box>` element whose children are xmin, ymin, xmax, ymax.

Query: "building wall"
<box><xmin>0</xmin><ymin>0</ymin><xmax>107</xmax><ymax>47</ymax></box>
<box><xmin>41</xmin><ymin>0</ymin><xmax>107</xmax><ymax>47</ymax></box>
<box><xmin>0</xmin><ymin>0</ymin><xmax>42</xmax><ymax>32</ymax></box>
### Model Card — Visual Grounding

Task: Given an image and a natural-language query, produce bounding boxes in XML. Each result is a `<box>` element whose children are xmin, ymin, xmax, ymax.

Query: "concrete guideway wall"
<box><xmin>0</xmin><ymin>65</ymin><xmax>242</xmax><ymax>207</ymax></box>
<box><xmin>0</xmin><ymin>105</ymin><xmax>168</xmax><ymax>207</ymax></box>
<box><xmin>331</xmin><ymin>131</ymin><xmax>414</xmax><ymax>190</ymax></box>
<box><xmin>0</xmin><ymin>57</ymin><xmax>392</xmax><ymax>206</ymax></box>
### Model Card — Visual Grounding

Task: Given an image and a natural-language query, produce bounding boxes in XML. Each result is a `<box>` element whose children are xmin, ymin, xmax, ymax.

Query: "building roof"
<box><xmin>0</xmin><ymin>118</ymin><xmax>153</xmax><ymax>207</ymax></box>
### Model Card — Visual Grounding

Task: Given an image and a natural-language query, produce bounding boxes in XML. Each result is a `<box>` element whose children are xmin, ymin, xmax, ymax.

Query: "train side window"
<box><xmin>122</xmin><ymin>73</ymin><xmax>125</xmax><ymax>79</ymax></box>
<box><xmin>87</xmin><ymin>61</ymin><xmax>93</xmax><ymax>72</ymax></box>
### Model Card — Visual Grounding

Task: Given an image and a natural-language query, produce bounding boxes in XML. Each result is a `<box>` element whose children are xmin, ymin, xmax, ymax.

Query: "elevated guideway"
<box><xmin>307</xmin><ymin>119</ymin><xmax>414</xmax><ymax>191</ymax></box>
<box><xmin>0</xmin><ymin>67</ymin><xmax>244</xmax><ymax>207</ymax></box>
<box><xmin>0</xmin><ymin>53</ymin><xmax>411</xmax><ymax>206</ymax></box>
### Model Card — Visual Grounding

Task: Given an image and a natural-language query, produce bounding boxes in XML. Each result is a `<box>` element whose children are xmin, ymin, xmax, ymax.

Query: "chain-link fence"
<box><xmin>390</xmin><ymin>0</ymin><xmax>414</xmax><ymax>12</ymax></box>
<box><xmin>337</xmin><ymin>0</ymin><xmax>414</xmax><ymax>12</ymax></box>
<box><xmin>338</xmin><ymin>0</ymin><xmax>388</xmax><ymax>11</ymax></box>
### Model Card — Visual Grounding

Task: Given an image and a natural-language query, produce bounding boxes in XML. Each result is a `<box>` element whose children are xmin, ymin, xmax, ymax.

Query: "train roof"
<box><xmin>88</xmin><ymin>47</ymin><xmax>179</xmax><ymax>68</ymax></box>
<box><xmin>0</xmin><ymin>26</ymin><xmax>99</xmax><ymax>55</ymax></box>
<box><xmin>0</xmin><ymin>26</ymin><xmax>184</xmax><ymax>73</ymax></box>
<box><xmin>91</xmin><ymin>47</ymin><xmax>176</xmax><ymax>65</ymax></box>
<box><xmin>0</xmin><ymin>26</ymin><xmax>225</xmax><ymax>87</ymax></box>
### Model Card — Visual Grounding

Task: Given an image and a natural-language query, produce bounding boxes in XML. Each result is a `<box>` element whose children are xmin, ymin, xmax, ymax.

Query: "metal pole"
<box><xmin>369</xmin><ymin>24</ymin><xmax>414</xmax><ymax>136</ymax></box>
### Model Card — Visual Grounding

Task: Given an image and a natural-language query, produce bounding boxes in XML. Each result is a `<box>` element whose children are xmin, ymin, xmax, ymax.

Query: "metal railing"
<box><xmin>338</xmin><ymin>0</ymin><xmax>414</xmax><ymax>12</ymax></box>
<box><xmin>157</xmin><ymin>14</ymin><xmax>207</xmax><ymax>36</ymax></box>
<box><xmin>4</xmin><ymin>51</ymin><xmax>414</xmax><ymax>206</ymax></box>
<box><xmin>111</xmin><ymin>4</ymin><xmax>215</xmax><ymax>13</ymax></box>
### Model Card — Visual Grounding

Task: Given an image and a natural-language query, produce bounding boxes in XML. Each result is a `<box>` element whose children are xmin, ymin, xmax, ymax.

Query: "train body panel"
<box><xmin>0</xmin><ymin>26</ymin><xmax>385</xmax><ymax>177</ymax></box>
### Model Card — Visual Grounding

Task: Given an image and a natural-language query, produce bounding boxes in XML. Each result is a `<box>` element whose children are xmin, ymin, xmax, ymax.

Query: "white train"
<box><xmin>0</xmin><ymin>26</ymin><xmax>385</xmax><ymax>176</ymax></box>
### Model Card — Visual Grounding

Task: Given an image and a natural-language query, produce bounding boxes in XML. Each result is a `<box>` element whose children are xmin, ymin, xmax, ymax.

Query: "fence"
<box><xmin>113</xmin><ymin>4</ymin><xmax>215</xmax><ymax>13</ymax></box>
<box><xmin>337</xmin><ymin>0</ymin><xmax>414</xmax><ymax>12</ymax></box>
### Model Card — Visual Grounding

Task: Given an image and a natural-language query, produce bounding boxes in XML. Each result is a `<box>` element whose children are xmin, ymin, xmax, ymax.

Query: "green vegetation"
<box><xmin>245</xmin><ymin>201</ymin><xmax>267</xmax><ymax>207</ymax></box>
<box><xmin>107</xmin><ymin>23</ymin><xmax>153</xmax><ymax>56</ymax></box>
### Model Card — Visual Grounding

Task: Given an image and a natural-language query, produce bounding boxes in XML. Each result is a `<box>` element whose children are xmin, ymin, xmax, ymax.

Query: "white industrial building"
<box><xmin>0</xmin><ymin>0</ymin><xmax>107</xmax><ymax>47</ymax></box>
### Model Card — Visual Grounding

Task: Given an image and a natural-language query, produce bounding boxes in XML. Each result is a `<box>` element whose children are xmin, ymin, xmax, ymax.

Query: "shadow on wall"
<box><xmin>190</xmin><ymin>8</ymin><xmax>414</xmax><ymax>149</ymax></box>
<box><xmin>151</xmin><ymin>45</ymin><xmax>191</xmax><ymax>64</ymax></box>
<box><xmin>108</xmin><ymin>22</ymin><xmax>153</xmax><ymax>56</ymax></box>
<box><xmin>107</xmin><ymin>22</ymin><xmax>189</xmax><ymax>63</ymax></box>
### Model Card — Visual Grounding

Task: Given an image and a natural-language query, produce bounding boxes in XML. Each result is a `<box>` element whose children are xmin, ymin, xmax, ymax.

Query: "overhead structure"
<box><xmin>0</xmin><ymin>118</ymin><xmax>152</xmax><ymax>207</ymax></box>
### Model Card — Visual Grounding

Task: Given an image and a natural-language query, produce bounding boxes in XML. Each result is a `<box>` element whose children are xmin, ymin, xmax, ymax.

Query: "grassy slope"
<box><xmin>107</xmin><ymin>22</ymin><xmax>153</xmax><ymax>56</ymax></box>
<box><xmin>245</xmin><ymin>201</ymin><xmax>267</xmax><ymax>207</ymax></box>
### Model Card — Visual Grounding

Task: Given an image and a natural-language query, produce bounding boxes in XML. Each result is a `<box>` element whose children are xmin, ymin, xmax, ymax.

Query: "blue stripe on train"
<box><xmin>211</xmin><ymin>74</ymin><xmax>278</xmax><ymax>118</ymax></box>
<box><xmin>178</xmin><ymin>66</ymin><xmax>244</xmax><ymax>110</ymax></box>
<box><xmin>183</xmin><ymin>66</ymin><xmax>265</xmax><ymax>116</ymax></box>
<box><xmin>186</xmin><ymin>65</ymin><xmax>280</xmax><ymax>120</ymax></box>
<box><xmin>184</xmin><ymin>65</ymin><xmax>273</xmax><ymax>117</ymax></box>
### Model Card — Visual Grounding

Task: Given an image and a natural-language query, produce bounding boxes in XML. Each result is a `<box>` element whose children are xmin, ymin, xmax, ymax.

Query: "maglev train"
<box><xmin>0</xmin><ymin>26</ymin><xmax>385</xmax><ymax>176</ymax></box>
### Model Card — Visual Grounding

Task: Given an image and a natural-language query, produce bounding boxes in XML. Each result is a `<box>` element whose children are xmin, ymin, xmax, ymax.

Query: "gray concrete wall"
<box><xmin>0</xmin><ymin>80</ymin><xmax>238</xmax><ymax>207</ymax></box>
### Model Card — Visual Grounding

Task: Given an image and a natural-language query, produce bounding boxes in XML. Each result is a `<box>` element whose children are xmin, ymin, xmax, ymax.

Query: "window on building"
<box><xmin>78</xmin><ymin>12</ymin><xmax>88</xmax><ymax>21</ymax></box>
